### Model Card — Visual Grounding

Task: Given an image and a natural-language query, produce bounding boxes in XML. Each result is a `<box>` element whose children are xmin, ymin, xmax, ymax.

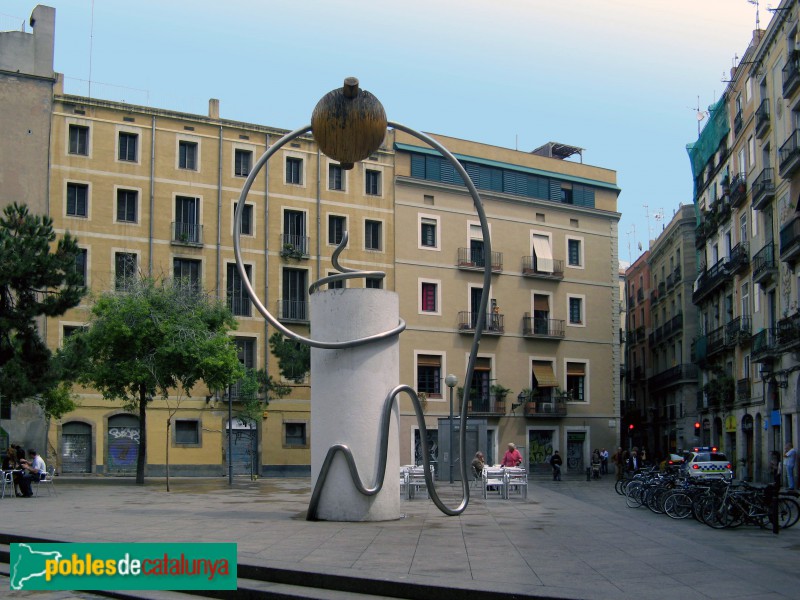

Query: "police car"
<box><xmin>681</xmin><ymin>447</ymin><xmax>733</xmax><ymax>479</ymax></box>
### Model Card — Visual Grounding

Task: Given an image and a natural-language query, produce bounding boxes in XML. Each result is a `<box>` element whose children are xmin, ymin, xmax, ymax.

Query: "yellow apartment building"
<box><xmin>393</xmin><ymin>130</ymin><xmax>621</xmax><ymax>476</ymax></box>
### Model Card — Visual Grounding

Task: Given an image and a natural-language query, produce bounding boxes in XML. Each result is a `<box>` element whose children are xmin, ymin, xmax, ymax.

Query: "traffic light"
<box><xmin>694</xmin><ymin>421</ymin><xmax>701</xmax><ymax>433</ymax></box>
<box><xmin>628</xmin><ymin>424</ymin><xmax>634</xmax><ymax>431</ymax></box>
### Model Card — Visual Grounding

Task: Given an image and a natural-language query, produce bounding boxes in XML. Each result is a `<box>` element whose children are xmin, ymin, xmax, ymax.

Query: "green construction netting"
<box><xmin>686</xmin><ymin>97</ymin><xmax>729</xmax><ymax>201</ymax></box>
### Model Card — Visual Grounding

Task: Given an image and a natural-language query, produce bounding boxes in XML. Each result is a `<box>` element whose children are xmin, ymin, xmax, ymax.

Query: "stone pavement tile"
<box><xmin>691</xmin><ymin>577</ymin><xmax>782</xmax><ymax>600</ymax></box>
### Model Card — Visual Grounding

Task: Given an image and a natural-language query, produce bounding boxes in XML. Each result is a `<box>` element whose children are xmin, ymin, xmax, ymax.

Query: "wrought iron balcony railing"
<box><xmin>172</xmin><ymin>221</ymin><xmax>203</xmax><ymax>246</ymax></box>
<box><xmin>522</xmin><ymin>315</ymin><xmax>565</xmax><ymax>338</ymax></box>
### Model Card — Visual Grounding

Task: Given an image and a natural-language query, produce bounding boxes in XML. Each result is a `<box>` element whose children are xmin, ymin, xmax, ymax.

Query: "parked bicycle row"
<box><xmin>616</xmin><ymin>467</ymin><xmax>800</xmax><ymax>530</ymax></box>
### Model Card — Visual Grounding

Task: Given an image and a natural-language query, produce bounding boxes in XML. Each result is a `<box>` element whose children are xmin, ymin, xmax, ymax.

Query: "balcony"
<box><xmin>755</xmin><ymin>97</ymin><xmax>770</xmax><ymax>139</ymax></box>
<box><xmin>522</xmin><ymin>315</ymin><xmax>565</xmax><ymax>339</ymax></box>
<box><xmin>782</xmin><ymin>49</ymin><xmax>800</xmax><ymax>98</ymax></box>
<box><xmin>277</xmin><ymin>299</ymin><xmax>309</xmax><ymax>323</ymax></box>
<box><xmin>657</xmin><ymin>281</ymin><xmax>666</xmax><ymax>297</ymax></box>
<box><xmin>521</xmin><ymin>257</ymin><xmax>563</xmax><ymax>280</ymax></box>
<box><xmin>637</xmin><ymin>288</ymin><xmax>645</xmax><ymax>303</ymax></box>
<box><xmin>725</xmin><ymin>315</ymin><xmax>752</xmax><ymax>346</ymax></box>
<box><xmin>635</xmin><ymin>326</ymin><xmax>645</xmax><ymax>342</ymax></box>
<box><xmin>457</xmin><ymin>247</ymin><xmax>503</xmax><ymax>272</ymax></box>
<box><xmin>468</xmin><ymin>394</ymin><xmax>506</xmax><ymax>416</ymax></box>
<box><xmin>666</xmin><ymin>266</ymin><xmax>682</xmax><ymax>289</ymax></box>
<box><xmin>692</xmin><ymin>336</ymin><xmax>708</xmax><ymax>364</ymax></box>
<box><xmin>728</xmin><ymin>241</ymin><xmax>750</xmax><ymax>274</ymax></box>
<box><xmin>777</xmin><ymin>312</ymin><xmax>800</xmax><ymax>351</ymax></box>
<box><xmin>648</xmin><ymin>363</ymin><xmax>698</xmax><ymax>391</ymax></box>
<box><xmin>706</xmin><ymin>325</ymin><xmax>726</xmax><ymax>357</ymax></box>
<box><xmin>736</xmin><ymin>378</ymin><xmax>752</xmax><ymax>404</ymax></box>
<box><xmin>695</xmin><ymin>213</ymin><xmax>718</xmax><ymax>248</ymax></box>
<box><xmin>171</xmin><ymin>221</ymin><xmax>203</xmax><ymax>246</ymax></box>
<box><xmin>458</xmin><ymin>311</ymin><xmax>504</xmax><ymax>335</ymax></box>
<box><xmin>628</xmin><ymin>295</ymin><xmax>635</xmax><ymax>308</ymax></box>
<box><xmin>692</xmin><ymin>257</ymin><xmax>732</xmax><ymax>304</ymax></box>
<box><xmin>752</xmin><ymin>328</ymin><xmax>780</xmax><ymax>362</ymax></box>
<box><xmin>752</xmin><ymin>242</ymin><xmax>778</xmax><ymax>286</ymax></box>
<box><xmin>523</xmin><ymin>393</ymin><xmax>568</xmax><ymax>418</ymax></box>
<box><xmin>780</xmin><ymin>214</ymin><xmax>800</xmax><ymax>265</ymax></box>
<box><xmin>728</xmin><ymin>173</ymin><xmax>747</xmax><ymax>209</ymax></box>
<box><xmin>280</xmin><ymin>234</ymin><xmax>310</xmax><ymax>259</ymax></box>
<box><xmin>779</xmin><ymin>129</ymin><xmax>800</xmax><ymax>179</ymax></box>
<box><xmin>651</xmin><ymin>313</ymin><xmax>683</xmax><ymax>346</ymax></box>
<box><xmin>751</xmin><ymin>167</ymin><xmax>775</xmax><ymax>210</ymax></box>
<box><xmin>733</xmin><ymin>108</ymin><xmax>743</xmax><ymax>135</ymax></box>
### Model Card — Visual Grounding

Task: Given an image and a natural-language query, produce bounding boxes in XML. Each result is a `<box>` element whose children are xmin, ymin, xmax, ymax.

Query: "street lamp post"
<box><xmin>445</xmin><ymin>374</ymin><xmax>458</xmax><ymax>484</ymax></box>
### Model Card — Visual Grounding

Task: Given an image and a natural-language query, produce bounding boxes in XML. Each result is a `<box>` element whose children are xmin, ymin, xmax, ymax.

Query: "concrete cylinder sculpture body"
<box><xmin>310</xmin><ymin>288</ymin><xmax>400</xmax><ymax>521</ymax></box>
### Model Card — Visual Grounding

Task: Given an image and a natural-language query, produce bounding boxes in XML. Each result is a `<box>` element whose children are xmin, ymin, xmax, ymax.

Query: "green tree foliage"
<box><xmin>236</xmin><ymin>369</ymin><xmax>291</xmax><ymax>428</ymax></box>
<box><xmin>65</xmin><ymin>277</ymin><xmax>244</xmax><ymax>484</ymax></box>
<box><xmin>0</xmin><ymin>203</ymin><xmax>85</xmax><ymax>407</ymax></box>
<box><xmin>268</xmin><ymin>332</ymin><xmax>310</xmax><ymax>383</ymax></box>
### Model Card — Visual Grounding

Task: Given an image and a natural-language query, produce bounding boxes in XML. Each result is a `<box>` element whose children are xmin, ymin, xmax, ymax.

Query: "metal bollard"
<box><xmin>586</xmin><ymin>467</ymin><xmax>591</xmax><ymax>481</ymax></box>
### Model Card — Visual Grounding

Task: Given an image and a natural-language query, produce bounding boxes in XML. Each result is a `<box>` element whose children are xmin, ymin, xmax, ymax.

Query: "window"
<box><xmin>118</xmin><ymin>132</ymin><xmax>138</xmax><ymax>162</ymax></box>
<box><xmin>68</xmin><ymin>124</ymin><xmax>89</xmax><ymax>155</ymax></box>
<box><xmin>234</xmin><ymin>149</ymin><xmax>252</xmax><ymax>177</ymax></box>
<box><xmin>421</xmin><ymin>282</ymin><xmax>438</xmax><ymax>312</ymax></box>
<box><xmin>365</xmin><ymin>169</ymin><xmax>381</xmax><ymax>195</ymax></box>
<box><xmin>174</xmin><ymin>420</ymin><xmax>200</xmax><ymax>445</ymax></box>
<box><xmin>366</xmin><ymin>277</ymin><xmax>382</xmax><ymax>289</ymax></box>
<box><xmin>116</xmin><ymin>189</ymin><xmax>138</xmax><ymax>223</ymax></box>
<box><xmin>286</xmin><ymin>157</ymin><xmax>302</xmax><ymax>184</ymax></box>
<box><xmin>365</xmin><ymin>220</ymin><xmax>382</xmax><ymax>251</ymax></box>
<box><xmin>283</xmin><ymin>210</ymin><xmax>307</xmax><ymax>255</ymax></box>
<box><xmin>328</xmin><ymin>215</ymin><xmax>345</xmax><ymax>245</ymax></box>
<box><xmin>328</xmin><ymin>271</ymin><xmax>344</xmax><ymax>290</ymax></box>
<box><xmin>469</xmin><ymin>223</ymin><xmax>485</xmax><ymax>266</ymax></box>
<box><xmin>284</xmin><ymin>422</ymin><xmax>307</xmax><ymax>448</ymax></box>
<box><xmin>173</xmin><ymin>258</ymin><xmax>201</xmax><ymax>292</ymax></box>
<box><xmin>568</xmin><ymin>296</ymin><xmax>584</xmax><ymax>325</ymax></box>
<box><xmin>567</xmin><ymin>238</ymin><xmax>582</xmax><ymax>267</ymax></box>
<box><xmin>740</xmin><ymin>213</ymin><xmax>748</xmax><ymax>244</ymax></box>
<box><xmin>282</xmin><ymin>268</ymin><xmax>308</xmax><ymax>321</ymax></box>
<box><xmin>234</xmin><ymin>203</ymin><xmax>253</xmax><ymax>235</ymax></box>
<box><xmin>227</xmin><ymin>263</ymin><xmax>252</xmax><ymax>317</ymax></box>
<box><xmin>174</xmin><ymin>196</ymin><xmax>200</xmax><ymax>244</ymax></box>
<box><xmin>231</xmin><ymin>337</ymin><xmax>256</xmax><ymax>400</ymax></box>
<box><xmin>115</xmin><ymin>252</ymin><xmax>138</xmax><ymax>291</ymax></box>
<box><xmin>74</xmin><ymin>249</ymin><xmax>87</xmax><ymax>286</ymax></box>
<box><xmin>416</xmin><ymin>354</ymin><xmax>442</xmax><ymax>397</ymax></box>
<box><xmin>178</xmin><ymin>140</ymin><xmax>198</xmax><ymax>170</ymax></box>
<box><xmin>531</xmin><ymin>234</ymin><xmax>554</xmax><ymax>273</ymax></box>
<box><xmin>420</xmin><ymin>217</ymin><xmax>438</xmax><ymax>248</ymax></box>
<box><xmin>566</xmin><ymin>362</ymin><xmax>586</xmax><ymax>401</ymax></box>
<box><xmin>329</xmin><ymin>164</ymin><xmax>344</xmax><ymax>190</ymax></box>
<box><xmin>66</xmin><ymin>183</ymin><xmax>88</xmax><ymax>217</ymax></box>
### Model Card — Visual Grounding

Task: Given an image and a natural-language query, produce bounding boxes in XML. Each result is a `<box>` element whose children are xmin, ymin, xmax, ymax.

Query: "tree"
<box><xmin>66</xmin><ymin>276</ymin><xmax>244</xmax><ymax>484</ymax></box>
<box><xmin>0</xmin><ymin>203</ymin><xmax>85</xmax><ymax>408</ymax></box>
<box><xmin>268</xmin><ymin>332</ymin><xmax>310</xmax><ymax>383</ymax></box>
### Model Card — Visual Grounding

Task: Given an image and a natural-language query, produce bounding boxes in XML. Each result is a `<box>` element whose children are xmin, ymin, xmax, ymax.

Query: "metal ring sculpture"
<box><xmin>233</xmin><ymin>86</ymin><xmax>492</xmax><ymax>519</ymax></box>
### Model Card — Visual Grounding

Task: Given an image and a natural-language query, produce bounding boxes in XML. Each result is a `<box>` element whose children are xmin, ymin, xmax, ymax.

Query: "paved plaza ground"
<box><xmin>1</xmin><ymin>473</ymin><xmax>799</xmax><ymax>599</ymax></box>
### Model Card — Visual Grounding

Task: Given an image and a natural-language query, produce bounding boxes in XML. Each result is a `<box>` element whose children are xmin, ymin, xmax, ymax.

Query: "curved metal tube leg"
<box><xmin>307</xmin><ymin>385</ymin><xmax>469</xmax><ymax>520</ymax></box>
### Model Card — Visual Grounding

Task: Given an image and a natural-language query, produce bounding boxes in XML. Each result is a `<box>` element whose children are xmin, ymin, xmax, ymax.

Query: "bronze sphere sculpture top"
<box><xmin>311</xmin><ymin>77</ymin><xmax>387</xmax><ymax>170</ymax></box>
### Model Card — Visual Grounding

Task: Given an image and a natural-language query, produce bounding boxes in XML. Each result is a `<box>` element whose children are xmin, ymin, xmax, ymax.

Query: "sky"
<box><xmin>2</xmin><ymin>0</ymin><xmax>767</xmax><ymax>264</ymax></box>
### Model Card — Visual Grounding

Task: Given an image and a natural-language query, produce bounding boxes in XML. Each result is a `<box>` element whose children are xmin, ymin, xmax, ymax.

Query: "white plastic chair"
<box><xmin>34</xmin><ymin>467</ymin><xmax>56</xmax><ymax>496</ymax></box>
<box><xmin>1</xmin><ymin>470</ymin><xmax>15</xmax><ymax>499</ymax></box>
<box><xmin>482</xmin><ymin>467</ymin><xmax>505</xmax><ymax>499</ymax></box>
<box><xmin>505</xmin><ymin>467</ymin><xmax>528</xmax><ymax>499</ymax></box>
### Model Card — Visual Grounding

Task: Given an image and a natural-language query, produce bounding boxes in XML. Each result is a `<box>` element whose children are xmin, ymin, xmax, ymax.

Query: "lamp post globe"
<box><xmin>445</xmin><ymin>374</ymin><xmax>458</xmax><ymax>484</ymax></box>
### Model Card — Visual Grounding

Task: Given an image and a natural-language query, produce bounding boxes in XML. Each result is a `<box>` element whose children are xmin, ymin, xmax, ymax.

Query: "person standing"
<box><xmin>501</xmin><ymin>443</ymin><xmax>523</xmax><ymax>468</ymax></box>
<box><xmin>549</xmin><ymin>450</ymin><xmax>563</xmax><ymax>481</ymax></box>
<box><xmin>612</xmin><ymin>447</ymin><xmax>625</xmax><ymax>481</ymax></box>
<box><xmin>600</xmin><ymin>448</ymin><xmax>609</xmax><ymax>475</ymax></box>
<box><xmin>784</xmin><ymin>442</ymin><xmax>796</xmax><ymax>490</ymax></box>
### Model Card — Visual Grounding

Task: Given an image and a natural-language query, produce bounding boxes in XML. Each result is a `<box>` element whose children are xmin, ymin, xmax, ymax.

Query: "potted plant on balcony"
<box><xmin>280</xmin><ymin>243</ymin><xmax>304</xmax><ymax>260</ymax></box>
<box><xmin>490</xmin><ymin>383</ymin><xmax>511</xmax><ymax>413</ymax></box>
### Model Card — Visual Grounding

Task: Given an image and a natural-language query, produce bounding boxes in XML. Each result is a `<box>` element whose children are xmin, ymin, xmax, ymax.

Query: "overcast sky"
<box><xmin>3</xmin><ymin>0</ymin><xmax>765</xmax><ymax>264</ymax></box>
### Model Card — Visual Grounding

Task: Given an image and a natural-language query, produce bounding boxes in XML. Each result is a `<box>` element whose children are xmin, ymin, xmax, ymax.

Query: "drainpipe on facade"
<box><xmin>149</xmin><ymin>116</ymin><xmax>156</xmax><ymax>276</ymax></box>
<box><xmin>264</xmin><ymin>133</ymin><xmax>271</xmax><ymax>378</ymax></box>
<box><xmin>217</xmin><ymin>125</ymin><xmax>223</xmax><ymax>298</ymax></box>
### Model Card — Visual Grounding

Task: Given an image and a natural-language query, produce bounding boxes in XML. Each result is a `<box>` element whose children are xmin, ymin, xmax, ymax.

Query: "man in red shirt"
<box><xmin>501</xmin><ymin>443</ymin><xmax>523</xmax><ymax>467</ymax></box>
